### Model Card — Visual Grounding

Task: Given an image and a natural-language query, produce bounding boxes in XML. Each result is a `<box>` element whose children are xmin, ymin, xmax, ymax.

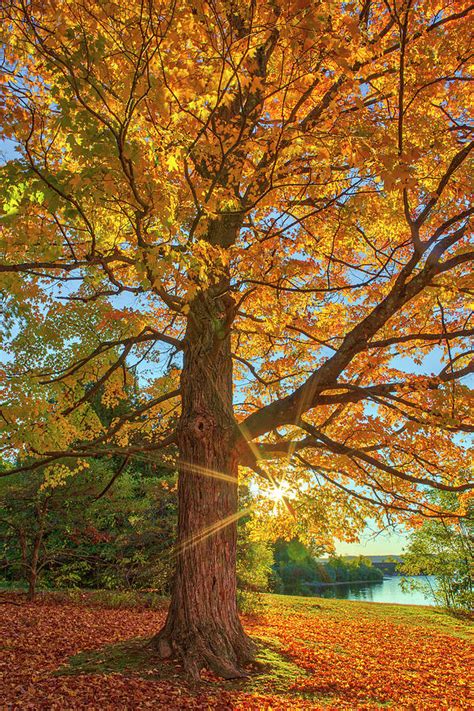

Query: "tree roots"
<box><xmin>152</xmin><ymin>621</ymin><xmax>257</xmax><ymax>680</ymax></box>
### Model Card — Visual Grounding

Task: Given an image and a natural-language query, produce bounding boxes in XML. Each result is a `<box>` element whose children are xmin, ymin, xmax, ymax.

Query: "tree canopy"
<box><xmin>1</xmin><ymin>0</ymin><xmax>472</xmax><ymax>529</ymax></box>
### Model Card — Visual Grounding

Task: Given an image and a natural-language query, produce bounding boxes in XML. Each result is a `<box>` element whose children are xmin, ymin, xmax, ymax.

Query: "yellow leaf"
<box><xmin>166</xmin><ymin>154</ymin><xmax>179</xmax><ymax>171</ymax></box>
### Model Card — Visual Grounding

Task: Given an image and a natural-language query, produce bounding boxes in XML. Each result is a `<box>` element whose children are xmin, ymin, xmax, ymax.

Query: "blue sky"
<box><xmin>336</xmin><ymin>528</ymin><xmax>408</xmax><ymax>556</ymax></box>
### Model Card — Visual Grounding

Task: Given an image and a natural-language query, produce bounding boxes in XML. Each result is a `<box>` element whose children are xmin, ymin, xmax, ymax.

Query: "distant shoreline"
<box><xmin>307</xmin><ymin>578</ymin><xmax>385</xmax><ymax>588</ymax></box>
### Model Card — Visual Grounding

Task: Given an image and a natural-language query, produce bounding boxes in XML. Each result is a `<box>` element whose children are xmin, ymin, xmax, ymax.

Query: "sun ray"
<box><xmin>173</xmin><ymin>507</ymin><xmax>253</xmax><ymax>558</ymax></box>
<box><xmin>179</xmin><ymin>460</ymin><xmax>237</xmax><ymax>484</ymax></box>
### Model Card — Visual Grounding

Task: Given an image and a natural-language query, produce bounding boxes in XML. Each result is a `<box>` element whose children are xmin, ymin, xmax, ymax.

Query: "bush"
<box><xmin>237</xmin><ymin>539</ymin><xmax>275</xmax><ymax>593</ymax></box>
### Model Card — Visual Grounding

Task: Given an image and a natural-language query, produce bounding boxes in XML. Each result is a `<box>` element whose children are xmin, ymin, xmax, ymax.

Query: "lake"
<box><xmin>311</xmin><ymin>576</ymin><xmax>436</xmax><ymax>605</ymax></box>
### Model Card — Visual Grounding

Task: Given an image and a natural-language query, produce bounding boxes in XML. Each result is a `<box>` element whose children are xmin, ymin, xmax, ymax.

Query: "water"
<box><xmin>311</xmin><ymin>576</ymin><xmax>436</xmax><ymax>605</ymax></box>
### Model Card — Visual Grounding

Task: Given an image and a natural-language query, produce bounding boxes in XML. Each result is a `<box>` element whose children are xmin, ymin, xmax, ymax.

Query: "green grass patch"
<box><xmin>261</xmin><ymin>593</ymin><xmax>473</xmax><ymax>640</ymax></box>
<box><xmin>57</xmin><ymin>634</ymin><xmax>309</xmax><ymax>698</ymax></box>
<box><xmin>57</xmin><ymin>639</ymin><xmax>154</xmax><ymax>676</ymax></box>
<box><xmin>239</xmin><ymin>636</ymin><xmax>308</xmax><ymax>693</ymax></box>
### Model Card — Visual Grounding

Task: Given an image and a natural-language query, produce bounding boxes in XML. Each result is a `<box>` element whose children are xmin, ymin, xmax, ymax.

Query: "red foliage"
<box><xmin>248</xmin><ymin>610</ymin><xmax>473</xmax><ymax>709</ymax></box>
<box><xmin>0</xmin><ymin>596</ymin><xmax>471</xmax><ymax>709</ymax></box>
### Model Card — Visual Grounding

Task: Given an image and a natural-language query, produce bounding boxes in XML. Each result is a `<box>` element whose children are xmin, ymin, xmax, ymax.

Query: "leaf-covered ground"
<box><xmin>1</xmin><ymin>592</ymin><xmax>472</xmax><ymax>709</ymax></box>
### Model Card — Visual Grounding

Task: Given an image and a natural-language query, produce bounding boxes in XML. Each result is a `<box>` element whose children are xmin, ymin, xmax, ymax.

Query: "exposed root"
<box><xmin>152</xmin><ymin>622</ymin><xmax>256</xmax><ymax>681</ymax></box>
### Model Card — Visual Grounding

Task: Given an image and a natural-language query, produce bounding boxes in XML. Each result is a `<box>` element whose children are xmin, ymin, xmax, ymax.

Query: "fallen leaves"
<box><xmin>0</xmin><ymin>593</ymin><xmax>471</xmax><ymax>709</ymax></box>
<box><xmin>245</xmin><ymin>597</ymin><xmax>474</xmax><ymax>710</ymax></box>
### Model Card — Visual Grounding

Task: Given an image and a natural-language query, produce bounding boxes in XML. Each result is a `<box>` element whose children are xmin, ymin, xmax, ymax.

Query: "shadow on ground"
<box><xmin>56</xmin><ymin>635</ymin><xmax>308</xmax><ymax>698</ymax></box>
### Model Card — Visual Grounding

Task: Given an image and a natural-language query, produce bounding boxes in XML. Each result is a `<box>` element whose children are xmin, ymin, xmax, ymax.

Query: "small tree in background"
<box><xmin>399</xmin><ymin>494</ymin><xmax>473</xmax><ymax>612</ymax></box>
<box><xmin>0</xmin><ymin>457</ymin><xmax>177</xmax><ymax>597</ymax></box>
<box><xmin>0</xmin><ymin>463</ymin><xmax>97</xmax><ymax>599</ymax></box>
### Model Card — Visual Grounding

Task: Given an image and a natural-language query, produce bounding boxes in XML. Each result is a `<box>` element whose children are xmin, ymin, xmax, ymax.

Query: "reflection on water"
<box><xmin>311</xmin><ymin>576</ymin><xmax>435</xmax><ymax>605</ymax></box>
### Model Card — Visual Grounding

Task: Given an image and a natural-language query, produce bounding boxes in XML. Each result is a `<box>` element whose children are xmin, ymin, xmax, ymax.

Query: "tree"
<box><xmin>0</xmin><ymin>461</ymin><xmax>103</xmax><ymax>599</ymax></box>
<box><xmin>399</xmin><ymin>493</ymin><xmax>473</xmax><ymax>612</ymax></box>
<box><xmin>0</xmin><ymin>457</ymin><xmax>176</xmax><ymax>597</ymax></box>
<box><xmin>1</xmin><ymin>0</ymin><xmax>472</xmax><ymax>678</ymax></box>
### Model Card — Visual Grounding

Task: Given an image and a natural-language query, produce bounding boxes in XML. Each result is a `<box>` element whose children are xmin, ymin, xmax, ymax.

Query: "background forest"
<box><xmin>0</xmin><ymin>452</ymin><xmax>386</xmax><ymax>600</ymax></box>
<box><xmin>2</xmin><ymin>450</ymin><xmax>471</xmax><ymax>612</ymax></box>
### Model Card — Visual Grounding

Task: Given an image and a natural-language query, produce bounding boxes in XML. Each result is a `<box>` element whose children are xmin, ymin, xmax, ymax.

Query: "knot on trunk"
<box><xmin>190</xmin><ymin>413</ymin><xmax>215</xmax><ymax>439</ymax></box>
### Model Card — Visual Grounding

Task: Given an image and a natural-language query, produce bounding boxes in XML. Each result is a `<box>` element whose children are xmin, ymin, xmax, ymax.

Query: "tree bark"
<box><xmin>153</xmin><ymin>284</ymin><xmax>255</xmax><ymax>679</ymax></box>
<box><xmin>19</xmin><ymin>528</ymin><xmax>27</xmax><ymax>571</ymax></box>
<box><xmin>27</xmin><ymin>529</ymin><xmax>43</xmax><ymax>601</ymax></box>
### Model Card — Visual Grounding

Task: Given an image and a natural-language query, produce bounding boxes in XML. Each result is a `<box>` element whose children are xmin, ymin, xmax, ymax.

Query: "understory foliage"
<box><xmin>2</xmin><ymin>455</ymin><xmax>385</xmax><ymax>603</ymax></box>
<box><xmin>0</xmin><ymin>458</ymin><xmax>177</xmax><ymax>596</ymax></box>
<box><xmin>0</xmin><ymin>459</ymin><xmax>275</xmax><ymax>599</ymax></box>
<box><xmin>399</xmin><ymin>492</ymin><xmax>473</xmax><ymax>612</ymax></box>
<box><xmin>3</xmin><ymin>459</ymin><xmax>384</xmax><ymax>604</ymax></box>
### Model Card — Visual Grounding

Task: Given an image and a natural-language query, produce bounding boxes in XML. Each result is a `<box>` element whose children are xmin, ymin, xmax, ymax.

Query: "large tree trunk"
<box><xmin>153</xmin><ymin>285</ymin><xmax>255</xmax><ymax>679</ymax></box>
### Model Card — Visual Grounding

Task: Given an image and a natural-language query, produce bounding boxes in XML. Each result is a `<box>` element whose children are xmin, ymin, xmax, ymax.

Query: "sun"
<box><xmin>266</xmin><ymin>480</ymin><xmax>292</xmax><ymax>504</ymax></box>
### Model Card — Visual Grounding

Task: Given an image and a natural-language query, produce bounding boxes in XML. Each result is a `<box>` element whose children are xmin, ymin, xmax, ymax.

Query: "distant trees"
<box><xmin>325</xmin><ymin>556</ymin><xmax>384</xmax><ymax>585</ymax></box>
<box><xmin>399</xmin><ymin>494</ymin><xmax>473</xmax><ymax>612</ymax></box>
<box><xmin>272</xmin><ymin>540</ymin><xmax>383</xmax><ymax>595</ymax></box>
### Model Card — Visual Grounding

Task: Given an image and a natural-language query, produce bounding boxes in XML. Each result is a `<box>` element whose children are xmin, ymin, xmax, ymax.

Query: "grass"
<box><xmin>262</xmin><ymin>593</ymin><xmax>473</xmax><ymax>640</ymax></box>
